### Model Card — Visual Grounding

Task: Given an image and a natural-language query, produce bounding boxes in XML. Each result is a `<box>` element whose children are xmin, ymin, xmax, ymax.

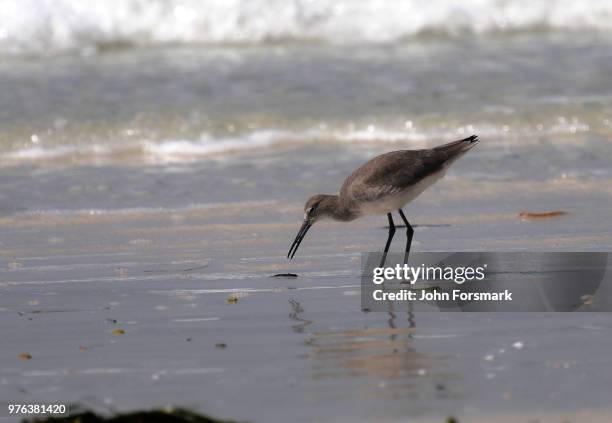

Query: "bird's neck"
<box><xmin>323</xmin><ymin>195</ymin><xmax>358</xmax><ymax>222</ymax></box>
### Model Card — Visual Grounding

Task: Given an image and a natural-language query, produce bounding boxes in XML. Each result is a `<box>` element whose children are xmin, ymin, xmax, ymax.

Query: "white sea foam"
<box><xmin>141</xmin><ymin>126</ymin><xmax>449</xmax><ymax>163</ymax></box>
<box><xmin>0</xmin><ymin>119</ymin><xmax>596</xmax><ymax>165</ymax></box>
<box><xmin>0</xmin><ymin>126</ymin><xmax>428</xmax><ymax>165</ymax></box>
<box><xmin>142</xmin><ymin>130</ymin><xmax>299</xmax><ymax>159</ymax></box>
<box><xmin>2</xmin><ymin>143</ymin><xmax>116</xmax><ymax>162</ymax></box>
<box><xmin>4</xmin><ymin>145</ymin><xmax>75</xmax><ymax>159</ymax></box>
<box><xmin>2</xmin><ymin>0</ymin><xmax>612</xmax><ymax>56</ymax></box>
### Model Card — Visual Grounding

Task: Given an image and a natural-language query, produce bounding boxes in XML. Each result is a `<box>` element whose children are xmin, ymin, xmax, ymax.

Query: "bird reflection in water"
<box><xmin>288</xmin><ymin>298</ymin><xmax>455</xmax><ymax>399</ymax></box>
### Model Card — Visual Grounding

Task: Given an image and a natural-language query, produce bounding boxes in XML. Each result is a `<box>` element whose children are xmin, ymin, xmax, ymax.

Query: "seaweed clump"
<box><xmin>23</xmin><ymin>407</ymin><xmax>242</xmax><ymax>423</ymax></box>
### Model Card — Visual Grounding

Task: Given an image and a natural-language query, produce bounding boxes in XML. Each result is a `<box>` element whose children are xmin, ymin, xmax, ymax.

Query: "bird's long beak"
<box><xmin>287</xmin><ymin>219</ymin><xmax>312</xmax><ymax>259</ymax></box>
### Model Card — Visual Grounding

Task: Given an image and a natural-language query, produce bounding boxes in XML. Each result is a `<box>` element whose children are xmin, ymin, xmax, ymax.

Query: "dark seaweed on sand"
<box><xmin>23</xmin><ymin>408</ymin><xmax>242</xmax><ymax>423</ymax></box>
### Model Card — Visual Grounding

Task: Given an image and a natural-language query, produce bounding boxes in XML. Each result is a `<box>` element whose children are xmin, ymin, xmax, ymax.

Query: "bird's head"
<box><xmin>287</xmin><ymin>194</ymin><xmax>337</xmax><ymax>259</ymax></box>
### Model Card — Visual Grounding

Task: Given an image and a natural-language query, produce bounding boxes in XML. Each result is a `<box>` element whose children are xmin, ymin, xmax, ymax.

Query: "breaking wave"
<box><xmin>0</xmin><ymin>118</ymin><xmax>595</xmax><ymax>165</ymax></box>
<box><xmin>2</xmin><ymin>0</ymin><xmax>612</xmax><ymax>56</ymax></box>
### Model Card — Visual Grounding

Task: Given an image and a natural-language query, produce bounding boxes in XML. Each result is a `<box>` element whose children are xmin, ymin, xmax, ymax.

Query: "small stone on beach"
<box><xmin>19</xmin><ymin>353</ymin><xmax>32</xmax><ymax>361</ymax></box>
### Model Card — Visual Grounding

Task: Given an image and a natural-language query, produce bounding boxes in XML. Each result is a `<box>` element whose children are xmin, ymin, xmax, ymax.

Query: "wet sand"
<box><xmin>2</xmin><ymin>146</ymin><xmax>612</xmax><ymax>422</ymax></box>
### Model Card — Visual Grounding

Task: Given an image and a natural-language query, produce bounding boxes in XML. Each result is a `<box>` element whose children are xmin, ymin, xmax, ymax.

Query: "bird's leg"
<box><xmin>379</xmin><ymin>213</ymin><xmax>396</xmax><ymax>267</ymax></box>
<box><xmin>398</xmin><ymin>209</ymin><xmax>414</xmax><ymax>265</ymax></box>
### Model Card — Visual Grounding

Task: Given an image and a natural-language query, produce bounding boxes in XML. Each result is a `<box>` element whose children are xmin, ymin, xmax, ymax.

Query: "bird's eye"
<box><xmin>304</xmin><ymin>205</ymin><xmax>318</xmax><ymax>220</ymax></box>
<box><xmin>304</xmin><ymin>207</ymin><xmax>312</xmax><ymax>220</ymax></box>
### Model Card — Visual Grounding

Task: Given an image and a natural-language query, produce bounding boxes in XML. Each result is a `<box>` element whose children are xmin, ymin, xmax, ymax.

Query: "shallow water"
<box><xmin>2</xmin><ymin>34</ymin><xmax>612</xmax><ymax>169</ymax></box>
<box><xmin>1</xmin><ymin>35</ymin><xmax>612</xmax><ymax>221</ymax></box>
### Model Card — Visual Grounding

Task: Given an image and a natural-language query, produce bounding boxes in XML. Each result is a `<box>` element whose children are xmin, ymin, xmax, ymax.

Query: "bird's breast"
<box><xmin>357</xmin><ymin>170</ymin><xmax>445</xmax><ymax>216</ymax></box>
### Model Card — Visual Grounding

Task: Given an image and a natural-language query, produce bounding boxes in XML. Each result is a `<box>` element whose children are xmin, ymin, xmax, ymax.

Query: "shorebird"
<box><xmin>287</xmin><ymin>135</ymin><xmax>479</xmax><ymax>266</ymax></box>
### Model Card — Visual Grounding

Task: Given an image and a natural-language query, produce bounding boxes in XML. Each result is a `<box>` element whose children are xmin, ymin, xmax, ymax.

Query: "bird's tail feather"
<box><xmin>434</xmin><ymin>135</ymin><xmax>479</xmax><ymax>157</ymax></box>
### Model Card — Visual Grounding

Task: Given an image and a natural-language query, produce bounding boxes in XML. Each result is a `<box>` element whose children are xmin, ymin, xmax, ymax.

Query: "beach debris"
<box><xmin>128</xmin><ymin>238</ymin><xmax>152</xmax><ymax>245</ymax></box>
<box><xmin>144</xmin><ymin>263</ymin><xmax>209</xmax><ymax>274</ymax></box>
<box><xmin>483</xmin><ymin>354</ymin><xmax>495</xmax><ymax>361</ymax></box>
<box><xmin>115</xmin><ymin>267</ymin><xmax>129</xmax><ymax>277</ymax></box>
<box><xmin>215</xmin><ymin>343</ymin><xmax>227</xmax><ymax>349</ymax></box>
<box><xmin>519</xmin><ymin>210</ymin><xmax>567</xmax><ymax>220</ymax></box>
<box><xmin>8</xmin><ymin>261</ymin><xmax>23</xmax><ymax>271</ymax></box>
<box><xmin>581</xmin><ymin>294</ymin><xmax>594</xmax><ymax>305</ymax></box>
<box><xmin>79</xmin><ymin>345</ymin><xmax>88</xmax><ymax>352</ymax></box>
<box><xmin>272</xmin><ymin>273</ymin><xmax>298</xmax><ymax>278</ymax></box>
<box><xmin>512</xmin><ymin>341</ymin><xmax>524</xmax><ymax>350</ymax></box>
<box><xmin>446</xmin><ymin>417</ymin><xmax>459</xmax><ymax>423</ymax></box>
<box><xmin>111</xmin><ymin>329</ymin><xmax>126</xmax><ymax>335</ymax></box>
<box><xmin>186</xmin><ymin>338</ymin><xmax>192</xmax><ymax>342</ymax></box>
<box><xmin>19</xmin><ymin>353</ymin><xmax>32</xmax><ymax>361</ymax></box>
<box><xmin>550</xmin><ymin>360</ymin><xmax>571</xmax><ymax>369</ymax></box>
<box><xmin>21</xmin><ymin>407</ymin><xmax>243</xmax><ymax>423</ymax></box>
<box><xmin>226</xmin><ymin>296</ymin><xmax>239</xmax><ymax>304</ymax></box>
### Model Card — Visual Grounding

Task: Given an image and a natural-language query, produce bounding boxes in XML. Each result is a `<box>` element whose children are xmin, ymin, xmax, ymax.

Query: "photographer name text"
<box><xmin>372</xmin><ymin>289</ymin><xmax>512</xmax><ymax>302</ymax></box>
<box><xmin>371</xmin><ymin>263</ymin><xmax>512</xmax><ymax>302</ymax></box>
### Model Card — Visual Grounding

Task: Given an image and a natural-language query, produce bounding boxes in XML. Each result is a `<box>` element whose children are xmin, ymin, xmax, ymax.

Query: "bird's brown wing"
<box><xmin>340</xmin><ymin>136</ymin><xmax>479</xmax><ymax>204</ymax></box>
<box><xmin>340</xmin><ymin>150</ymin><xmax>433</xmax><ymax>203</ymax></box>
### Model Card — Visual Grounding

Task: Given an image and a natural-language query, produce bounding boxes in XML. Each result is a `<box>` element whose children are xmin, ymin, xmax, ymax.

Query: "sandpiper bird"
<box><xmin>287</xmin><ymin>135</ymin><xmax>479</xmax><ymax>266</ymax></box>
